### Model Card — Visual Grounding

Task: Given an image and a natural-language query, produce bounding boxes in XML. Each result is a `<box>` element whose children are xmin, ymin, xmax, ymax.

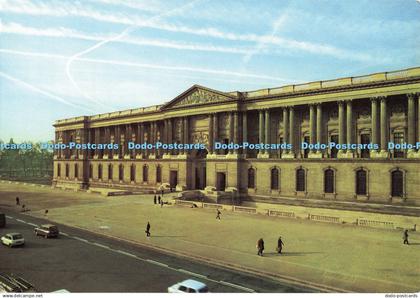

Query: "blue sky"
<box><xmin>0</xmin><ymin>0</ymin><xmax>419</xmax><ymax>142</ymax></box>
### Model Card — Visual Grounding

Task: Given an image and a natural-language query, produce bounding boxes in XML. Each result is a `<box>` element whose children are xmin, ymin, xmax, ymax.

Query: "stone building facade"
<box><xmin>53</xmin><ymin>67</ymin><xmax>420</xmax><ymax>205</ymax></box>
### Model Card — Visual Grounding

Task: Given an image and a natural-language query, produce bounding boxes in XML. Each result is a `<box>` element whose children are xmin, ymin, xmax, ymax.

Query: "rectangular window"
<box><xmin>360</xmin><ymin>134</ymin><xmax>370</xmax><ymax>158</ymax></box>
<box><xmin>393</xmin><ymin>132</ymin><xmax>404</xmax><ymax>158</ymax></box>
<box><xmin>330</xmin><ymin>135</ymin><xmax>338</xmax><ymax>158</ymax></box>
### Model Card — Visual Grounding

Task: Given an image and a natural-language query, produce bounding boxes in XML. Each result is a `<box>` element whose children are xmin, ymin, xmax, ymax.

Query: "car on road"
<box><xmin>168</xmin><ymin>279</ymin><xmax>209</xmax><ymax>293</ymax></box>
<box><xmin>0</xmin><ymin>274</ymin><xmax>35</xmax><ymax>293</ymax></box>
<box><xmin>1</xmin><ymin>233</ymin><xmax>25</xmax><ymax>247</ymax></box>
<box><xmin>34</xmin><ymin>224</ymin><xmax>59</xmax><ymax>238</ymax></box>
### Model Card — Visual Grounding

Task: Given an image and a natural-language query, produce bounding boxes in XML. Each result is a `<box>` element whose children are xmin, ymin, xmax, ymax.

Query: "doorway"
<box><xmin>170</xmin><ymin>170</ymin><xmax>178</xmax><ymax>189</ymax></box>
<box><xmin>216</xmin><ymin>172</ymin><xmax>226</xmax><ymax>191</ymax></box>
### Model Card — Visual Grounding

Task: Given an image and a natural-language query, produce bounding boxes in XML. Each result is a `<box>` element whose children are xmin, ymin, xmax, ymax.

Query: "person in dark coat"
<box><xmin>153</xmin><ymin>195</ymin><xmax>157</xmax><ymax>204</ymax></box>
<box><xmin>158</xmin><ymin>196</ymin><xmax>161</xmax><ymax>204</ymax></box>
<box><xmin>403</xmin><ymin>229</ymin><xmax>409</xmax><ymax>245</ymax></box>
<box><xmin>16</xmin><ymin>197</ymin><xmax>20</xmax><ymax>206</ymax></box>
<box><xmin>257</xmin><ymin>238</ymin><xmax>264</xmax><ymax>256</ymax></box>
<box><xmin>161</xmin><ymin>189</ymin><xmax>164</xmax><ymax>196</ymax></box>
<box><xmin>277</xmin><ymin>236</ymin><xmax>285</xmax><ymax>254</ymax></box>
<box><xmin>145</xmin><ymin>222</ymin><xmax>151</xmax><ymax>237</ymax></box>
<box><xmin>216</xmin><ymin>209</ymin><xmax>221</xmax><ymax>220</ymax></box>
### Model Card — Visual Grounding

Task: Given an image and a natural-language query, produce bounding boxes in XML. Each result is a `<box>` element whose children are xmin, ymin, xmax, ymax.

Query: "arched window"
<box><xmin>89</xmin><ymin>164</ymin><xmax>93</xmax><ymax>179</ymax></box>
<box><xmin>248</xmin><ymin>168</ymin><xmax>255</xmax><ymax>188</ymax></box>
<box><xmin>65</xmin><ymin>164</ymin><xmax>69</xmax><ymax>178</ymax></box>
<box><xmin>324</xmin><ymin>169</ymin><xmax>334</xmax><ymax>193</ymax></box>
<box><xmin>98</xmin><ymin>164</ymin><xmax>103</xmax><ymax>180</ymax></box>
<box><xmin>57</xmin><ymin>164</ymin><xmax>61</xmax><ymax>177</ymax></box>
<box><xmin>271</xmin><ymin>168</ymin><xmax>279</xmax><ymax>190</ymax></box>
<box><xmin>296</xmin><ymin>168</ymin><xmax>305</xmax><ymax>192</ymax></box>
<box><xmin>356</xmin><ymin>169</ymin><xmax>367</xmax><ymax>195</ymax></box>
<box><xmin>391</xmin><ymin>170</ymin><xmax>403</xmax><ymax>197</ymax></box>
<box><xmin>108</xmin><ymin>164</ymin><xmax>113</xmax><ymax>180</ymax></box>
<box><xmin>143</xmin><ymin>165</ymin><xmax>148</xmax><ymax>182</ymax></box>
<box><xmin>156</xmin><ymin>165</ymin><xmax>162</xmax><ymax>183</ymax></box>
<box><xmin>130</xmin><ymin>164</ymin><xmax>136</xmax><ymax>182</ymax></box>
<box><xmin>119</xmin><ymin>164</ymin><xmax>124</xmax><ymax>181</ymax></box>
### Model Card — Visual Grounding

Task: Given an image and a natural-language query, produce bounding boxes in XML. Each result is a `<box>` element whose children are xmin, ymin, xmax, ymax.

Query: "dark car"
<box><xmin>0</xmin><ymin>274</ymin><xmax>36</xmax><ymax>293</ymax></box>
<box><xmin>34</xmin><ymin>224</ymin><xmax>59</xmax><ymax>238</ymax></box>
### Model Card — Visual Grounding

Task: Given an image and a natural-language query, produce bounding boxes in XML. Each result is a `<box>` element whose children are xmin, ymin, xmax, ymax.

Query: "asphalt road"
<box><xmin>0</xmin><ymin>210</ymin><xmax>313</xmax><ymax>293</ymax></box>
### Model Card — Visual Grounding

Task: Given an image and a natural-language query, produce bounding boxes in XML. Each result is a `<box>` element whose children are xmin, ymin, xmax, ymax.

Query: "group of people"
<box><xmin>257</xmin><ymin>237</ymin><xmax>284</xmax><ymax>256</ymax></box>
<box><xmin>153</xmin><ymin>194</ymin><xmax>165</xmax><ymax>207</ymax></box>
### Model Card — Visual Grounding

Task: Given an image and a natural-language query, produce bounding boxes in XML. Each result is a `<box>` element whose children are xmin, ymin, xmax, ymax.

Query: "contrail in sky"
<box><xmin>65</xmin><ymin>0</ymin><xmax>202</xmax><ymax>109</ymax></box>
<box><xmin>0</xmin><ymin>71</ymin><xmax>94</xmax><ymax>112</ymax></box>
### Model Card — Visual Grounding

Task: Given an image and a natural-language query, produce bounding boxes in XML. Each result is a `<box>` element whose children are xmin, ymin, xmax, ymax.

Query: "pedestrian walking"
<box><xmin>16</xmin><ymin>197</ymin><xmax>20</xmax><ymax>206</ymax></box>
<box><xmin>277</xmin><ymin>236</ymin><xmax>285</xmax><ymax>254</ymax></box>
<box><xmin>257</xmin><ymin>238</ymin><xmax>264</xmax><ymax>256</ymax></box>
<box><xmin>44</xmin><ymin>209</ymin><xmax>49</xmax><ymax>216</ymax></box>
<box><xmin>216</xmin><ymin>209</ymin><xmax>221</xmax><ymax>220</ymax></box>
<box><xmin>403</xmin><ymin>229</ymin><xmax>409</xmax><ymax>245</ymax></box>
<box><xmin>153</xmin><ymin>195</ymin><xmax>157</xmax><ymax>204</ymax></box>
<box><xmin>145</xmin><ymin>222</ymin><xmax>151</xmax><ymax>237</ymax></box>
<box><xmin>21</xmin><ymin>204</ymin><xmax>26</xmax><ymax>212</ymax></box>
<box><xmin>158</xmin><ymin>196</ymin><xmax>161</xmax><ymax>204</ymax></box>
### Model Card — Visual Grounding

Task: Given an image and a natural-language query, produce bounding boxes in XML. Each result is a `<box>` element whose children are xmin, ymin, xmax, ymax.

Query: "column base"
<box><xmin>281</xmin><ymin>152</ymin><xmax>295</xmax><ymax>159</ymax></box>
<box><xmin>135</xmin><ymin>154</ymin><xmax>143</xmax><ymax>159</ymax></box>
<box><xmin>93</xmin><ymin>154</ymin><xmax>99</xmax><ymax>160</ymax></box>
<box><xmin>257</xmin><ymin>153</ymin><xmax>270</xmax><ymax>159</ymax></box>
<box><xmin>103</xmin><ymin>154</ymin><xmax>109</xmax><ymax>160</ymax></box>
<box><xmin>206</xmin><ymin>153</ymin><xmax>217</xmax><ymax>159</ymax></box>
<box><xmin>123</xmin><ymin>154</ymin><xmax>130</xmax><ymax>160</ymax></box>
<box><xmin>176</xmin><ymin>154</ymin><xmax>187</xmax><ymax>159</ymax></box>
<box><xmin>308</xmin><ymin>151</ymin><xmax>323</xmax><ymax>158</ymax></box>
<box><xmin>149</xmin><ymin>154</ymin><xmax>156</xmax><ymax>159</ymax></box>
<box><xmin>337</xmin><ymin>150</ymin><xmax>354</xmax><ymax>158</ymax></box>
<box><xmin>407</xmin><ymin>150</ymin><xmax>420</xmax><ymax>158</ymax></box>
<box><xmin>113</xmin><ymin>155</ymin><xmax>120</xmax><ymax>160</ymax></box>
<box><xmin>162</xmin><ymin>154</ymin><xmax>172</xmax><ymax>159</ymax></box>
<box><xmin>226</xmin><ymin>153</ymin><xmax>240</xmax><ymax>159</ymax></box>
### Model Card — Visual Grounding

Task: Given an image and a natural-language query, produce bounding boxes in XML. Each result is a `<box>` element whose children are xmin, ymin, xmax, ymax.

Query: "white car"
<box><xmin>168</xmin><ymin>279</ymin><xmax>209</xmax><ymax>293</ymax></box>
<box><xmin>1</xmin><ymin>233</ymin><xmax>25</xmax><ymax>247</ymax></box>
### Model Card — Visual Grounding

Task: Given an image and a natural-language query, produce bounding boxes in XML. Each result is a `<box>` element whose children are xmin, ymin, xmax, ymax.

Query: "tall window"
<box><xmin>57</xmin><ymin>164</ymin><xmax>61</xmax><ymax>177</ymax></box>
<box><xmin>271</xmin><ymin>168</ymin><xmax>279</xmax><ymax>190</ymax></box>
<box><xmin>324</xmin><ymin>169</ymin><xmax>334</xmax><ymax>193</ymax></box>
<box><xmin>108</xmin><ymin>164</ymin><xmax>113</xmax><ymax>180</ymax></box>
<box><xmin>143</xmin><ymin>165</ymin><xmax>148</xmax><ymax>182</ymax></box>
<box><xmin>156</xmin><ymin>166</ymin><xmax>162</xmax><ymax>183</ymax></box>
<box><xmin>89</xmin><ymin>164</ymin><xmax>93</xmax><ymax>179</ymax></box>
<box><xmin>391</xmin><ymin>170</ymin><xmax>403</xmax><ymax>197</ymax></box>
<box><xmin>360</xmin><ymin>134</ymin><xmax>370</xmax><ymax>158</ymax></box>
<box><xmin>65</xmin><ymin>164</ymin><xmax>69</xmax><ymax>178</ymax></box>
<box><xmin>356</xmin><ymin>169</ymin><xmax>367</xmax><ymax>195</ymax></box>
<box><xmin>303</xmin><ymin>136</ymin><xmax>310</xmax><ymax>158</ymax></box>
<box><xmin>74</xmin><ymin>164</ymin><xmax>78</xmax><ymax>179</ymax></box>
<box><xmin>393</xmin><ymin>132</ymin><xmax>404</xmax><ymax>158</ymax></box>
<box><xmin>130</xmin><ymin>164</ymin><xmax>135</xmax><ymax>182</ymax></box>
<box><xmin>248</xmin><ymin>168</ymin><xmax>255</xmax><ymax>188</ymax></box>
<box><xmin>296</xmin><ymin>168</ymin><xmax>306</xmax><ymax>192</ymax></box>
<box><xmin>119</xmin><ymin>164</ymin><xmax>124</xmax><ymax>181</ymax></box>
<box><xmin>98</xmin><ymin>165</ymin><xmax>103</xmax><ymax>180</ymax></box>
<box><xmin>330</xmin><ymin>135</ymin><xmax>338</xmax><ymax>158</ymax></box>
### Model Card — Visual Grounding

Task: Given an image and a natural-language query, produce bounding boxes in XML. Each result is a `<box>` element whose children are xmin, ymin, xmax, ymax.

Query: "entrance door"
<box><xmin>170</xmin><ymin>171</ymin><xmax>178</xmax><ymax>189</ymax></box>
<box><xmin>216</xmin><ymin>172</ymin><xmax>226</xmax><ymax>191</ymax></box>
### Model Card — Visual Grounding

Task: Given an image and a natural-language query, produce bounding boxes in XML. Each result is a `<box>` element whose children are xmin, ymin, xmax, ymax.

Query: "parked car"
<box><xmin>1</xmin><ymin>233</ymin><xmax>25</xmax><ymax>247</ymax></box>
<box><xmin>34</xmin><ymin>224</ymin><xmax>59</xmax><ymax>238</ymax></box>
<box><xmin>0</xmin><ymin>273</ymin><xmax>36</xmax><ymax>292</ymax></box>
<box><xmin>168</xmin><ymin>279</ymin><xmax>209</xmax><ymax>293</ymax></box>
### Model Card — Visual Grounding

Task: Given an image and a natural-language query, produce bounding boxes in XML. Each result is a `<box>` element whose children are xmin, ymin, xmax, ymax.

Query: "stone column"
<box><xmin>208</xmin><ymin>114</ymin><xmax>214</xmax><ymax>154</ymax></box>
<box><xmin>229</xmin><ymin>112</ymin><xmax>234</xmax><ymax>154</ymax></box>
<box><xmin>168</xmin><ymin>119</ymin><xmax>173</xmax><ymax>155</ymax></box>
<box><xmin>183</xmin><ymin>117</ymin><xmax>189</xmax><ymax>155</ymax></box>
<box><xmin>316</xmin><ymin>104</ymin><xmax>323</xmax><ymax>154</ymax></box>
<box><xmin>338</xmin><ymin>101</ymin><xmax>345</xmax><ymax>154</ymax></box>
<box><xmin>213</xmin><ymin>113</ymin><xmax>218</xmax><ymax>154</ymax></box>
<box><xmin>289</xmin><ymin>107</ymin><xmax>295</xmax><ymax>156</ymax></box>
<box><xmin>283</xmin><ymin>108</ymin><xmax>289</xmax><ymax>152</ymax></box>
<box><xmin>380</xmin><ymin>97</ymin><xmax>388</xmax><ymax>153</ymax></box>
<box><xmin>242</xmin><ymin>112</ymin><xmax>248</xmax><ymax>156</ymax></box>
<box><xmin>234</xmin><ymin>112</ymin><xmax>239</xmax><ymax>154</ymax></box>
<box><xmin>258</xmin><ymin>110</ymin><xmax>264</xmax><ymax>155</ymax></box>
<box><xmin>407</xmin><ymin>94</ymin><xmax>415</xmax><ymax>145</ymax></box>
<box><xmin>371</xmin><ymin>98</ymin><xmax>379</xmax><ymax>150</ymax></box>
<box><xmin>309</xmin><ymin>104</ymin><xmax>316</xmax><ymax>151</ymax></box>
<box><xmin>264</xmin><ymin>109</ymin><xmax>270</xmax><ymax>155</ymax></box>
<box><xmin>346</xmin><ymin>100</ymin><xmax>353</xmax><ymax>154</ymax></box>
<box><xmin>418</xmin><ymin>94</ymin><xmax>420</xmax><ymax>144</ymax></box>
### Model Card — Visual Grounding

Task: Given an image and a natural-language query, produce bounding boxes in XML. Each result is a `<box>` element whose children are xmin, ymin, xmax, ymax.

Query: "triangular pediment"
<box><xmin>162</xmin><ymin>85</ymin><xmax>237</xmax><ymax>109</ymax></box>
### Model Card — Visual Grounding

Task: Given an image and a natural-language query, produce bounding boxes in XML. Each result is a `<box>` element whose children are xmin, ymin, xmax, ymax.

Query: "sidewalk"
<box><xmin>0</xmin><ymin>183</ymin><xmax>419</xmax><ymax>292</ymax></box>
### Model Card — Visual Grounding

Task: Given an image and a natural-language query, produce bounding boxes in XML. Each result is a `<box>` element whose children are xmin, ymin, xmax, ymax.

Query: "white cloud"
<box><xmin>0</xmin><ymin>0</ymin><xmax>377</xmax><ymax>62</ymax></box>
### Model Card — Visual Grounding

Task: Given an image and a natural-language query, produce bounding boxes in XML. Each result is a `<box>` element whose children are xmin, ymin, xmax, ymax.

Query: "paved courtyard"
<box><xmin>0</xmin><ymin>183</ymin><xmax>419</xmax><ymax>292</ymax></box>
